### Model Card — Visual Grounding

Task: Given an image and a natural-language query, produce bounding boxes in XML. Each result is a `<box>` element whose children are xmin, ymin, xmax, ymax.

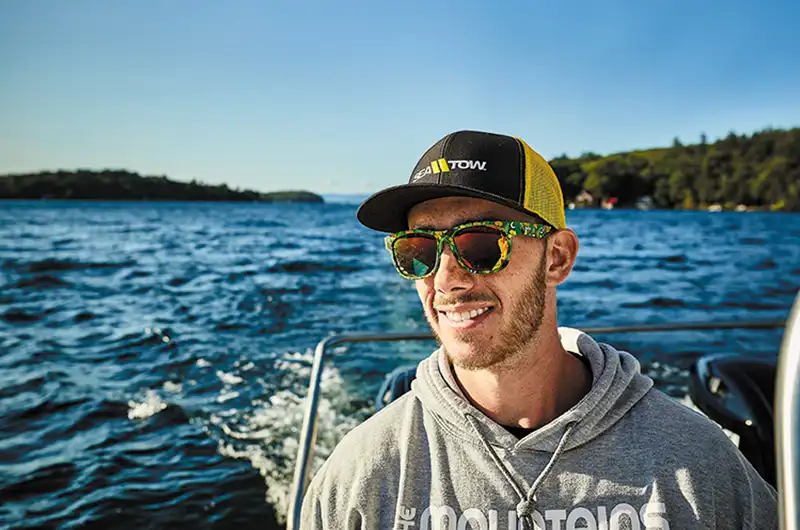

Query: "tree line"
<box><xmin>0</xmin><ymin>169</ymin><xmax>323</xmax><ymax>203</ymax></box>
<box><xmin>549</xmin><ymin>127</ymin><xmax>799</xmax><ymax>211</ymax></box>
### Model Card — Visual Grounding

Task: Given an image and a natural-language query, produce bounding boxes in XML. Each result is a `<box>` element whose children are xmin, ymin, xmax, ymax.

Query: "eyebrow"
<box><xmin>411</xmin><ymin>216</ymin><xmax>502</xmax><ymax>231</ymax></box>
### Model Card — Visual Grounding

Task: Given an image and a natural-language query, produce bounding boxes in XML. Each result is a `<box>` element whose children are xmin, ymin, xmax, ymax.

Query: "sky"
<box><xmin>1</xmin><ymin>0</ymin><xmax>799</xmax><ymax>195</ymax></box>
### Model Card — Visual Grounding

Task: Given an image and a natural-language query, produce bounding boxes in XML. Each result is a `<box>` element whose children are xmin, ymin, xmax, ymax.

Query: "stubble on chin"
<box><xmin>431</xmin><ymin>252</ymin><xmax>548</xmax><ymax>372</ymax></box>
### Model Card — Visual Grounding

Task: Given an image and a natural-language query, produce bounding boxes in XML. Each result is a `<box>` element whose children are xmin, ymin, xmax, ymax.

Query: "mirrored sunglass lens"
<box><xmin>393</xmin><ymin>235</ymin><xmax>438</xmax><ymax>277</ymax></box>
<box><xmin>453</xmin><ymin>228</ymin><xmax>505</xmax><ymax>272</ymax></box>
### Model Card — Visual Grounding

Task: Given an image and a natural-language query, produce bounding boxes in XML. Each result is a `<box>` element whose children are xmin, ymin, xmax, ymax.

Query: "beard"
<box><xmin>428</xmin><ymin>251</ymin><xmax>548</xmax><ymax>371</ymax></box>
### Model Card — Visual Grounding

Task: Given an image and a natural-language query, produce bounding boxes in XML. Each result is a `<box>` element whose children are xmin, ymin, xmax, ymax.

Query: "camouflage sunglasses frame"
<box><xmin>384</xmin><ymin>220</ymin><xmax>554</xmax><ymax>280</ymax></box>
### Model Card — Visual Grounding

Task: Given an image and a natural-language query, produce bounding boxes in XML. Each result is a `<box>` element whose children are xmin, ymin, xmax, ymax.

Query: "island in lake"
<box><xmin>2</xmin><ymin>127</ymin><xmax>798</xmax><ymax>211</ymax></box>
<box><xmin>0</xmin><ymin>170</ymin><xmax>323</xmax><ymax>203</ymax></box>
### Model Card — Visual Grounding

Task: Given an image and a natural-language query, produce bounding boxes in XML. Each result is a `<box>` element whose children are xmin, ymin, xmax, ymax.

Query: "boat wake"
<box><xmin>205</xmin><ymin>349</ymin><xmax>371</xmax><ymax>524</ymax></box>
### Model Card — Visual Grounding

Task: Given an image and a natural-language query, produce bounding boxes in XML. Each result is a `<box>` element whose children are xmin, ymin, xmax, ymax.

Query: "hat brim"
<box><xmin>356</xmin><ymin>183</ymin><xmax>542</xmax><ymax>233</ymax></box>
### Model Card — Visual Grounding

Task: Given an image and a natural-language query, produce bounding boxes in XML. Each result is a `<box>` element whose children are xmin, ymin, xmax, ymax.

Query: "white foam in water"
<box><xmin>240</xmin><ymin>361</ymin><xmax>255</xmax><ymax>372</ymax></box>
<box><xmin>644</xmin><ymin>361</ymin><xmax>691</xmax><ymax>386</ymax></box>
<box><xmin>213</xmin><ymin>349</ymin><xmax>370</xmax><ymax>525</ymax></box>
<box><xmin>163</xmin><ymin>381</ymin><xmax>182</xmax><ymax>393</ymax></box>
<box><xmin>216</xmin><ymin>390</ymin><xmax>240</xmax><ymax>403</ymax></box>
<box><xmin>216</xmin><ymin>370</ymin><xmax>244</xmax><ymax>385</ymax></box>
<box><xmin>128</xmin><ymin>389</ymin><xmax>167</xmax><ymax>420</ymax></box>
<box><xmin>273</xmin><ymin>350</ymin><xmax>312</xmax><ymax>372</ymax></box>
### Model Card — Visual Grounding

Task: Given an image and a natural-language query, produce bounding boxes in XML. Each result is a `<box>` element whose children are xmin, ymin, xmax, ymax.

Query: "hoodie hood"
<box><xmin>412</xmin><ymin>327</ymin><xmax>654</xmax><ymax>453</ymax></box>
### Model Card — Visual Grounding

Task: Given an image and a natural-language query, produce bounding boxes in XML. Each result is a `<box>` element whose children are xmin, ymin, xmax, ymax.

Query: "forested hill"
<box><xmin>549</xmin><ymin>127</ymin><xmax>799</xmax><ymax>211</ymax></box>
<box><xmin>0</xmin><ymin>170</ymin><xmax>324</xmax><ymax>203</ymax></box>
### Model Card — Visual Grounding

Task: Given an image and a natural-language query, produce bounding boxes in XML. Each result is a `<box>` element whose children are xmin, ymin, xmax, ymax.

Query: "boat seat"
<box><xmin>375</xmin><ymin>364</ymin><xmax>417</xmax><ymax>412</ymax></box>
<box><xmin>689</xmin><ymin>353</ymin><xmax>776</xmax><ymax>487</ymax></box>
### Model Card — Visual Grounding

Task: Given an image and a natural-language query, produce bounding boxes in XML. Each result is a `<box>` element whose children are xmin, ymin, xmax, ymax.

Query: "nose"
<box><xmin>432</xmin><ymin>245</ymin><xmax>475</xmax><ymax>294</ymax></box>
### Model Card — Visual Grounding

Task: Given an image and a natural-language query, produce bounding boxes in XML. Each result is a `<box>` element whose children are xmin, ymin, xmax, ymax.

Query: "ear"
<box><xmin>546</xmin><ymin>229</ymin><xmax>579</xmax><ymax>286</ymax></box>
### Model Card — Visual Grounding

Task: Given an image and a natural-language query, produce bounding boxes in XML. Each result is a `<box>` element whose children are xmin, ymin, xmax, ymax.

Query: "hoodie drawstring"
<box><xmin>527</xmin><ymin>421</ymin><xmax>576</xmax><ymax>502</ymax></box>
<box><xmin>465</xmin><ymin>415</ymin><xmax>528</xmax><ymax>500</ymax></box>
<box><xmin>465</xmin><ymin>415</ymin><xmax>577</xmax><ymax>529</ymax></box>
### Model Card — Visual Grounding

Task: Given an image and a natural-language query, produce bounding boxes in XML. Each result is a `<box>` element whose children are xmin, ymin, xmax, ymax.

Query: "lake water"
<box><xmin>1</xmin><ymin>200</ymin><xmax>798</xmax><ymax>529</ymax></box>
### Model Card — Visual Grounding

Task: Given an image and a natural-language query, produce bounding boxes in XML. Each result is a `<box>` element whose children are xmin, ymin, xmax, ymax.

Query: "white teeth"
<box><xmin>444</xmin><ymin>307</ymin><xmax>488</xmax><ymax>322</ymax></box>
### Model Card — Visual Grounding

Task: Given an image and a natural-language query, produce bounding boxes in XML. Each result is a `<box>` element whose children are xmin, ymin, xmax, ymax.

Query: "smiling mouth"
<box><xmin>438</xmin><ymin>306</ymin><xmax>494</xmax><ymax>324</ymax></box>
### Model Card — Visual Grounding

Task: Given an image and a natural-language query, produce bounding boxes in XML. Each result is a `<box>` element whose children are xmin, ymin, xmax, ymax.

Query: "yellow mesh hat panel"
<box><xmin>517</xmin><ymin>138</ymin><xmax>567</xmax><ymax>230</ymax></box>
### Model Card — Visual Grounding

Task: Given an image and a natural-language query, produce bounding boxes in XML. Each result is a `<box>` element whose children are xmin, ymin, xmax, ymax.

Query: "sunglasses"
<box><xmin>384</xmin><ymin>220</ymin><xmax>553</xmax><ymax>280</ymax></box>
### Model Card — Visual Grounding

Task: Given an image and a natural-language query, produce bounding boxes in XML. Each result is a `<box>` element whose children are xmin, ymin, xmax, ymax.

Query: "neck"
<box><xmin>451</xmin><ymin>325</ymin><xmax>592</xmax><ymax>429</ymax></box>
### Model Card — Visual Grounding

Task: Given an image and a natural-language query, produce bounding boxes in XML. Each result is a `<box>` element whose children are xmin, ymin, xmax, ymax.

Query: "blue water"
<box><xmin>1</xmin><ymin>201</ymin><xmax>798</xmax><ymax>529</ymax></box>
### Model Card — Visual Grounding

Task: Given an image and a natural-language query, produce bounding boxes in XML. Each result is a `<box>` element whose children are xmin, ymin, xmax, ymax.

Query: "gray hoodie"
<box><xmin>301</xmin><ymin>329</ymin><xmax>777</xmax><ymax>529</ymax></box>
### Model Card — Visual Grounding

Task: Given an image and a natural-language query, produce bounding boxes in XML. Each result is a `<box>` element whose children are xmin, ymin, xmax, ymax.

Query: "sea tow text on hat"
<box><xmin>412</xmin><ymin>159</ymin><xmax>488</xmax><ymax>182</ymax></box>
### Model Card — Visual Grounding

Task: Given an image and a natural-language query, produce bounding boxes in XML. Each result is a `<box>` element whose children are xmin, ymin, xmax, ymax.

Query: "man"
<box><xmin>300</xmin><ymin>130</ymin><xmax>777</xmax><ymax>529</ymax></box>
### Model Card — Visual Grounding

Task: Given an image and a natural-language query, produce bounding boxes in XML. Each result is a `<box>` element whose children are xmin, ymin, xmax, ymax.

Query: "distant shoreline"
<box><xmin>0</xmin><ymin>170</ymin><xmax>324</xmax><ymax>203</ymax></box>
<box><xmin>2</xmin><ymin>199</ymin><xmax>796</xmax><ymax>215</ymax></box>
<box><xmin>0</xmin><ymin>198</ymin><xmax>327</xmax><ymax>204</ymax></box>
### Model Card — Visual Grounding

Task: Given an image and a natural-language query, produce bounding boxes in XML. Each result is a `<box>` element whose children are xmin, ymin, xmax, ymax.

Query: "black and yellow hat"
<box><xmin>356</xmin><ymin>130</ymin><xmax>566</xmax><ymax>233</ymax></box>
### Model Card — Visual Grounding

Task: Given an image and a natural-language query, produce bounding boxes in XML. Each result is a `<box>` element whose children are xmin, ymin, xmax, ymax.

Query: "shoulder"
<box><xmin>336</xmin><ymin>391</ymin><xmax>420</xmax><ymax>456</ymax></box>
<box><xmin>631</xmin><ymin>389</ymin><xmax>778</xmax><ymax>526</ymax></box>
<box><xmin>301</xmin><ymin>393</ymin><xmax>422</xmax><ymax>525</ymax></box>
<box><xmin>301</xmin><ymin>392</ymin><xmax>434</xmax><ymax>527</ymax></box>
<box><xmin>623</xmin><ymin>388</ymin><xmax>772</xmax><ymax>486</ymax></box>
<box><xmin>630</xmin><ymin>388</ymin><xmax>738</xmax><ymax>447</ymax></box>
<box><xmin>307</xmin><ymin>392</ymin><xmax>420</xmax><ymax>491</ymax></box>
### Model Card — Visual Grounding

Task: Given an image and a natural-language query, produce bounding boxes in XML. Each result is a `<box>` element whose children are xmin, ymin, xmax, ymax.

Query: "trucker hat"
<box><xmin>356</xmin><ymin>130</ymin><xmax>566</xmax><ymax>233</ymax></box>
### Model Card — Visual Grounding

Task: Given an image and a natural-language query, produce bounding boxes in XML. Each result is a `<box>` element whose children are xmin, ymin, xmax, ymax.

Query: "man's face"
<box><xmin>407</xmin><ymin>197</ymin><xmax>550</xmax><ymax>371</ymax></box>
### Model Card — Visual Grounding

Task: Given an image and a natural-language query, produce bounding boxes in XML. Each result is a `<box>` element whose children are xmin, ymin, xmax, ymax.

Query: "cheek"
<box><xmin>507</xmin><ymin>245</ymin><xmax>544</xmax><ymax>275</ymax></box>
<box><xmin>486</xmin><ymin>256</ymin><xmax>532</xmax><ymax>300</ymax></box>
<box><xmin>415</xmin><ymin>280</ymin><xmax>436</xmax><ymax>311</ymax></box>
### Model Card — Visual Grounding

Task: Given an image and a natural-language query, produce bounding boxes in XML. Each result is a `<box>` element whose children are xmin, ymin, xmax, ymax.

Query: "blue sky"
<box><xmin>2</xmin><ymin>0</ymin><xmax>798</xmax><ymax>194</ymax></box>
